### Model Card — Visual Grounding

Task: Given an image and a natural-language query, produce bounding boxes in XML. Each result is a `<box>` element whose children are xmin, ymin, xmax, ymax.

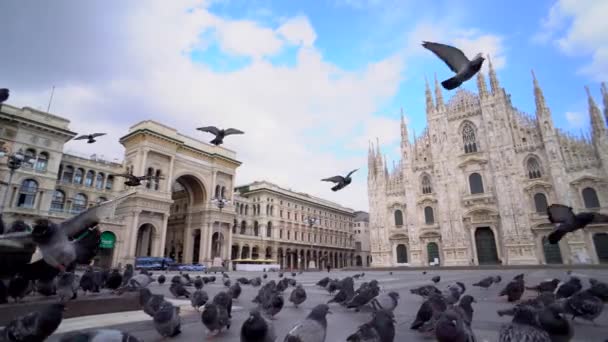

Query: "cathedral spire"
<box><xmin>488</xmin><ymin>55</ymin><xmax>500</xmax><ymax>94</ymax></box>
<box><xmin>434</xmin><ymin>73</ymin><xmax>445</xmax><ymax>111</ymax></box>
<box><xmin>532</xmin><ymin>70</ymin><xmax>547</xmax><ymax>115</ymax></box>
<box><xmin>586</xmin><ymin>86</ymin><xmax>606</xmax><ymax>138</ymax></box>
<box><xmin>425</xmin><ymin>76</ymin><xmax>435</xmax><ymax>115</ymax></box>
<box><xmin>400</xmin><ymin>108</ymin><xmax>410</xmax><ymax>148</ymax></box>
<box><xmin>476</xmin><ymin>72</ymin><xmax>488</xmax><ymax>98</ymax></box>
<box><xmin>601</xmin><ymin>82</ymin><xmax>608</xmax><ymax>125</ymax></box>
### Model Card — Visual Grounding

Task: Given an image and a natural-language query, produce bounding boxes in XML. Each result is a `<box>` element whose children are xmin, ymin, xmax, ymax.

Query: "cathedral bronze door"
<box><xmin>396</xmin><ymin>244</ymin><xmax>408</xmax><ymax>263</ymax></box>
<box><xmin>593</xmin><ymin>233</ymin><xmax>608</xmax><ymax>263</ymax></box>
<box><xmin>475</xmin><ymin>227</ymin><xmax>499</xmax><ymax>265</ymax></box>
<box><xmin>542</xmin><ymin>236</ymin><xmax>563</xmax><ymax>264</ymax></box>
<box><xmin>427</xmin><ymin>242</ymin><xmax>439</xmax><ymax>265</ymax></box>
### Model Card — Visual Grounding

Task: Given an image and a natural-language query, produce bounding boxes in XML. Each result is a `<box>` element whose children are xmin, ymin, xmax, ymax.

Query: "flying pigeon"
<box><xmin>197</xmin><ymin>126</ymin><xmax>244</xmax><ymax>146</ymax></box>
<box><xmin>0</xmin><ymin>88</ymin><xmax>9</xmax><ymax>103</ymax></box>
<box><xmin>74</xmin><ymin>133</ymin><xmax>106</xmax><ymax>144</ymax></box>
<box><xmin>114</xmin><ymin>173</ymin><xmax>163</xmax><ymax>187</ymax></box>
<box><xmin>241</xmin><ymin>309</ymin><xmax>276</xmax><ymax>342</ymax></box>
<box><xmin>322</xmin><ymin>169</ymin><xmax>358</xmax><ymax>192</ymax></box>
<box><xmin>289</xmin><ymin>284</ymin><xmax>307</xmax><ymax>308</ymax></box>
<box><xmin>284</xmin><ymin>304</ymin><xmax>331</xmax><ymax>342</ymax></box>
<box><xmin>546</xmin><ymin>204</ymin><xmax>608</xmax><ymax>244</ymax></box>
<box><xmin>153</xmin><ymin>301</ymin><xmax>181</xmax><ymax>338</ymax></box>
<box><xmin>58</xmin><ymin>329</ymin><xmax>142</xmax><ymax>342</ymax></box>
<box><xmin>1</xmin><ymin>303</ymin><xmax>64</xmax><ymax>341</ymax></box>
<box><xmin>421</xmin><ymin>41</ymin><xmax>485</xmax><ymax>90</ymax></box>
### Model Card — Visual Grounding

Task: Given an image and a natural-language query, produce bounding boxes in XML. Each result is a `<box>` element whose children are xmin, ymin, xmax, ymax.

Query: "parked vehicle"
<box><xmin>135</xmin><ymin>257</ymin><xmax>175</xmax><ymax>270</ymax></box>
<box><xmin>176</xmin><ymin>264</ymin><xmax>206</xmax><ymax>272</ymax></box>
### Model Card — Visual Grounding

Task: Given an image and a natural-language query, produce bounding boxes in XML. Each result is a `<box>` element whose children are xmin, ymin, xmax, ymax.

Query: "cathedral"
<box><xmin>368</xmin><ymin>60</ymin><xmax>608</xmax><ymax>267</ymax></box>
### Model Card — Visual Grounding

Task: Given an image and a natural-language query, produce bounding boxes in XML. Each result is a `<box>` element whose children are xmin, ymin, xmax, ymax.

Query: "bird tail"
<box><xmin>547</xmin><ymin>228</ymin><xmax>567</xmax><ymax>244</ymax></box>
<box><xmin>441</xmin><ymin>76</ymin><xmax>461</xmax><ymax>90</ymax></box>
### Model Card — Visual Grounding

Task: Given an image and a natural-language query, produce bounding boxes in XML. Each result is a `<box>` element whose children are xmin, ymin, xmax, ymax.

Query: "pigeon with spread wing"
<box><xmin>114</xmin><ymin>173</ymin><xmax>163</xmax><ymax>187</ymax></box>
<box><xmin>322</xmin><ymin>169</ymin><xmax>358</xmax><ymax>192</ymax></box>
<box><xmin>422</xmin><ymin>41</ymin><xmax>485</xmax><ymax>90</ymax></box>
<box><xmin>0</xmin><ymin>88</ymin><xmax>9</xmax><ymax>103</ymax></box>
<box><xmin>74</xmin><ymin>133</ymin><xmax>106</xmax><ymax>144</ymax></box>
<box><xmin>196</xmin><ymin>126</ymin><xmax>244</xmax><ymax>146</ymax></box>
<box><xmin>546</xmin><ymin>204</ymin><xmax>608</xmax><ymax>244</ymax></box>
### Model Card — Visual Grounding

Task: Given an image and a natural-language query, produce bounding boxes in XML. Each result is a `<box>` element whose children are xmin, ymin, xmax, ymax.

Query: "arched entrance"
<box><xmin>475</xmin><ymin>227</ymin><xmax>499</xmax><ymax>265</ymax></box>
<box><xmin>97</xmin><ymin>231</ymin><xmax>116</xmax><ymax>268</ymax></box>
<box><xmin>356</xmin><ymin>255</ymin><xmax>363</xmax><ymax>266</ymax></box>
<box><xmin>166</xmin><ymin>174</ymin><xmax>207</xmax><ymax>264</ymax></box>
<box><xmin>427</xmin><ymin>242</ymin><xmax>440</xmax><ymax>265</ymax></box>
<box><xmin>241</xmin><ymin>245</ymin><xmax>250</xmax><ymax>259</ymax></box>
<box><xmin>136</xmin><ymin>224</ymin><xmax>155</xmax><ymax>257</ymax></box>
<box><xmin>396</xmin><ymin>244</ymin><xmax>408</xmax><ymax>263</ymax></box>
<box><xmin>593</xmin><ymin>233</ymin><xmax>608</xmax><ymax>263</ymax></box>
<box><xmin>542</xmin><ymin>236</ymin><xmax>563</xmax><ymax>264</ymax></box>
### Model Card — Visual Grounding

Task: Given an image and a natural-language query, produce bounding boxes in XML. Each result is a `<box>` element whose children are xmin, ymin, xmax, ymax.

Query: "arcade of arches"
<box><xmin>230</xmin><ymin>243</ymin><xmax>356</xmax><ymax>270</ymax></box>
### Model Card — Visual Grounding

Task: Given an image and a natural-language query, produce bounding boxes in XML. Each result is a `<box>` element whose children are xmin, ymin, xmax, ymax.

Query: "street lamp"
<box><xmin>306</xmin><ymin>216</ymin><xmax>319</xmax><ymax>269</ymax></box>
<box><xmin>0</xmin><ymin>149</ymin><xmax>29</xmax><ymax>213</ymax></box>
<box><xmin>211</xmin><ymin>196</ymin><xmax>230</xmax><ymax>212</ymax></box>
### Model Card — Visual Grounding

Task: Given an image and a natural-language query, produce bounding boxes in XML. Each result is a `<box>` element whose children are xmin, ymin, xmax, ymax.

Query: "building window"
<box><xmin>534</xmin><ymin>193</ymin><xmax>548</xmax><ymax>213</ymax></box>
<box><xmin>527</xmin><ymin>158</ymin><xmax>542</xmax><ymax>179</ymax></box>
<box><xmin>266</xmin><ymin>222</ymin><xmax>272</xmax><ymax>237</ymax></box>
<box><xmin>582</xmin><ymin>187</ymin><xmax>600</xmax><ymax>208</ymax></box>
<box><xmin>424</xmin><ymin>206</ymin><xmax>435</xmax><ymax>224</ymax></box>
<box><xmin>85</xmin><ymin>170</ymin><xmax>95</xmax><ymax>187</ymax></box>
<box><xmin>253</xmin><ymin>221</ymin><xmax>259</xmax><ymax>236</ymax></box>
<box><xmin>35</xmin><ymin>152</ymin><xmax>48</xmax><ymax>171</ymax></box>
<box><xmin>95</xmin><ymin>172</ymin><xmax>105</xmax><ymax>189</ymax></box>
<box><xmin>462</xmin><ymin>122</ymin><xmax>478</xmax><ymax>153</ymax></box>
<box><xmin>469</xmin><ymin>173</ymin><xmax>484</xmax><ymax>194</ymax></box>
<box><xmin>105</xmin><ymin>175</ymin><xmax>114</xmax><ymax>190</ymax></box>
<box><xmin>146</xmin><ymin>168</ymin><xmax>153</xmax><ymax>189</ymax></box>
<box><xmin>62</xmin><ymin>166</ymin><xmax>74</xmax><ymax>183</ymax></box>
<box><xmin>50</xmin><ymin>190</ymin><xmax>65</xmax><ymax>212</ymax></box>
<box><xmin>394</xmin><ymin>210</ymin><xmax>403</xmax><ymax>226</ymax></box>
<box><xmin>240</xmin><ymin>221</ymin><xmax>246</xmax><ymax>235</ymax></box>
<box><xmin>421</xmin><ymin>175</ymin><xmax>432</xmax><ymax>194</ymax></box>
<box><xmin>23</xmin><ymin>149</ymin><xmax>36</xmax><ymax>168</ymax></box>
<box><xmin>17</xmin><ymin>179</ymin><xmax>38</xmax><ymax>208</ymax></box>
<box><xmin>74</xmin><ymin>168</ymin><xmax>84</xmax><ymax>185</ymax></box>
<box><xmin>154</xmin><ymin>170</ymin><xmax>162</xmax><ymax>191</ymax></box>
<box><xmin>72</xmin><ymin>193</ymin><xmax>88</xmax><ymax>213</ymax></box>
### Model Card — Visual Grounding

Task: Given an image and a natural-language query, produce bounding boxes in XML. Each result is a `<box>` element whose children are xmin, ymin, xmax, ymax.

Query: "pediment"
<box><xmin>570</xmin><ymin>175</ymin><xmax>605</xmax><ymax>186</ymax></box>
<box><xmin>417</xmin><ymin>195</ymin><xmax>438</xmax><ymax>205</ymax></box>
<box><xmin>389</xmin><ymin>233</ymin><xmax>409</xmax><ymax>241</ymax></box>
<box><xmin>388</xmin><ymin>201</ymin><xmax>405</xmax><ymax>209</ymax></box>
<box><xmin>523</xmin><ymin>180</ymin><xmax>553</xmax><ymax>192</ymax></box>
<box><xmin>457</xmin><ymin>156</ymin><xmax>488</xmax><ymax>169</ymax></box>
<box><xmin>420</xmin><ymin>231</ymin><xmax>441</xmax><ymax>239</ymax></box>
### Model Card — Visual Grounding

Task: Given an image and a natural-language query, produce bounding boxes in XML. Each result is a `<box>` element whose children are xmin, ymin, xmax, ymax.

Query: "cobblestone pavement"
<box><xmin>48</xmin><ymin>268</ymin><xmax>608</xmax><ymax>341</ymax></box>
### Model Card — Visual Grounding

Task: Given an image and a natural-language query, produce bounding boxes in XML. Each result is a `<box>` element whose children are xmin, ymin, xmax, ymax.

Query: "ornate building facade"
<box><xmin>353</xmin><ymin>211</ymin><xmax>371</xmax><ymax>267</ymax></box>
<box><xmin>232</xmin><ymin>181</ymin><xmax>356</xmax><ymax>270</ymax></box>
<box><xmin>368</xmin><ymin>62</ymin><xmax>608</xmax><ymax>267</ymax></box>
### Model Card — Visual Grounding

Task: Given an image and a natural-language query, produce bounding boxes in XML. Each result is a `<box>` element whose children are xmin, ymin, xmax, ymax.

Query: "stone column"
<box><xmin>205</xmin><ymin>222</ymin><xmax>214</xmax><ymax>261</ymax></box>
<box><xmin>469</xmin><ymin>228</ymin><xmax>478</xmax><ymax>265</ymax></box>
<box><xmin>127</xmin><ymin>211</ymin><xmax>141</xmax><ymax>263</ymax></box>
<box><xmin>158</xmin><ymin>213</ymin><xmax>169</xmax><ymax>257</ymax></box>
<box><xmin>183</xmin><ymin>213</ymin><xmax>193</xmax><ymax>264</ymax></box>
<box><xmin>165</xmin><ymin>156</ymin><xmax>175</xmax><ymax>192</ymax></box>
<box><xmin>198</xmin><ymin>221</ymin><xmax>209</xmax><ymax>265</ymax></box>
<box><xmin>138</xmin><ymin>148</ymin><xmax>149</xmax><ymax>176</ymax></box>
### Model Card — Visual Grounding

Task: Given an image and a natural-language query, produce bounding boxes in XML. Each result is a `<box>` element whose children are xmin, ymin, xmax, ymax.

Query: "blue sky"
<box><xmin>1</xmin><ymin>0</ymin><xmax>606</xmax><ymax>210</ymax></box>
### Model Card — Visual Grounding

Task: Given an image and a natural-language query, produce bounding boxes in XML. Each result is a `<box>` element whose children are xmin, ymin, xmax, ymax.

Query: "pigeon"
<box><xmin>552</xmin><ymin>290</ymin><xmax>604</xmax><ymax>324</ymax></box>
<box><xmin>368</xmin><ymin>291</ymin><xmax>400</xmax><ymax>312</ymax></box>
<box><xmin>279</xmin><ymin>272</ymin><xmax>284</xmax><ymax>278</ymax></box>
<box><xmin>74</xmin><ymin>133</ymin><xmax>106</xmax><ymax>144</ymax></box>
<box><xmin>153</xmin><ymin>301</ymin><xmax>181</xmax><ymax>337</ymax></box>
<box><xmin>473</xmin><ymin>276</ymin><xmax>495</xmax><ymax>289</ymax></box>
<box><xmin>80</xmin><ymin>266</ymin><xmax>100</xmax><ymax>294</ymax></box>
<box><xmin>588</xmin><ymin>278</ymin><xmax>608</xmax><ymax>301</ymax></box>
<box><xmin>435</xmin><ymin>307</ymin><xmax>476</xmax><ymax>342</ymax></box>
<box><xmin>229</xmin><ymin>282</ymin><xmax>242</xmax><ymax>300</ymax></box>
<box><xmin>291</xmin><ymin>272</ymin><xmax>297</xmax><ymax>277</ymax></box>
<box><xmin>443</xmin><ymin>282</ymin><xmax>466</xmax><ymax>305</ymax></box>
<box><xmin>411</xmin><ymin>294</ymin><xmax>447</xmax><ymax>330</ymax></box>
<box><xmin>8</xmin><ymin>274</ymin><xmax>30</xmax><ymax>302</ymax></box>
<box><xmin>322</xmin><ymin>169</ymin><xmax>358</xmax><ymax>192</ymax></box>
<box><xmin>432</xmin><ymin>276</ymin><xmax>441</xmax><ymax>284</ymax></box>
<box><xmin>0</xmin><ymin>303</ymin><xmax>65</xmax><ymax>341</ymax></box>
<box><xmin>500</xmin><ymin>274</ymin><xmax>525</xmax><ymax>302</ymax></box>
<box><xmin>224</xmin><ymin>279</ymin><xmax>232</xmax><ymax>288</ymax></box>
<box><xmin>263</xmin><ymin>273</ymin><xmax>268</xmax><ymax>280</ymax></box>
<box><xmin>497</xmin><ymin>292</ymin><xmax>556</xmax><ymax>317</ymax></box>
<box><xmin>526</xmin><ymin>279</ymin><xmax>560</xmax><ymax>293</ymax></box>
<box><xmin>213</xmin><ymin>291</ymin><xmax>233</xmax><ymax>318</ymax></box>
<box><xmin>494</xmin><ymin>275</ymin><xmax>502</xmax><ymax>284</ymax></box>
<box><xmin>157</xmin><ymin>274</ymin><xmax>166</xmax><ymax>285</ymax></box>
<box><xmin>263</xmin><ymin>292</ymin><xmax>284</xmax><ymax>319</ymax></box>
<box><xmin>421</xmin><ymin>41</ymin><xmax>485</xmax><ymax>90</ymax></box>
<box><xmin>411</xmin><ymin>284</ymin><xmax>442</xmax><ymax>299</ymax></box>
<box><xmin>346</xmin><ymin>287</ymin><xmax>377</xmax><ymax>312</ymax></box>
<box><xmin>170</xmin><ymin>282</ymin><xmax>191</xmax><ymax>298</ymax></box>
<box><xmin>58</xmin><ymin>329</ymin><xmax>142</xmax><ymax>342</ymax></box>
<box><xmin>56</xmin><ymin>271</ymin><xmax>78</xmax><ymax>302</ymax></box>
<box><xmin>316</xmin><ymin>277</ymin><xmax>330</xmax><ymax>288</ymax></box>
<box><xmin>191</xmin><ymin>289</ymin><xmax>209</xmax><ymax>311</ymax></box>
<box><xmin>114</xmin><ymin>173</ymin><xmax>162</xmax><ymax>187</ymax></box>
<box><xmin>194</xmin><ymin>277</ymin><xmax>204</xmax><ymax>290</ymax></box>
<box><xmin>240</xmin><ymin>309</ymin><xmax>276</xmax><ymax>342</ymax></box>
<box><xmin>139</xmin><ymin>288</ymin><xmax>165</xmax><ymax>317</ymax></box>
<box><xmin>284</xmin><ymin>304</ymin><xmax>331</xmax><ymax>342</ymax></box>
<box><xmin>538</xmin><ymin>305</ymin><xmax>573</xmax><ymax>342</ymax></box>
<box><xmin>250</xmin><ymin>277</ymin><xmax>262</xmax><ymax>287</ymax></box>
<box><xmin>347</xmin><ymin>310</ymin><xmax>395</xmax><ymax>342</ymax></box>
<box><xmin>202</xmin><ymin>302</ymin><xmax>231</xmax><ymax>335</ymax></box>
<box><xmin>0</xmin><ymin>88</ymin><xmax>9</xmax><ymax>103</ymax></box>
<box><xmin>196</xmin><ymin>126</ymin><xmax>244</xmax><ymax>146</ymax></box>
<box><xmin>122</xmin><ymin>273</ymin><xmax>153</xmax><ymax>292</ymax></box>
<box><xmin>455</xmin><ymin>295</ymin><xmax>476</xmax><ymax>326</ymax></box>
<box><xmin>555</xmin><ymin>277</ymin><xmax>582</xmax><ymax>299</ymax></box>
<box><xmin>498</xmin><ymin>305</ymin><xmax>551</xmax><ymax>342</ymax></box>
<box><xmin>289</xmin><ymin>284</ymin><xmax>307</xmax><ymax>308</ymax></box>
<box><xmin>546</xmin><ymin>204</ymin><xmax>608</xmax><ymax>244</ymax></box>
<box><xmin>105</xmin><ymin>269</ymin><xmax>123</xmax><ymax>290</ymax></box>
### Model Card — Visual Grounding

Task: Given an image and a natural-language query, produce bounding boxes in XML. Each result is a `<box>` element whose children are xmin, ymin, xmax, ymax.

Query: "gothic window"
<box><xmin>72</xmin><ymin>193</ymin><xmax>87</xmax><ymax>213</ymax></box>
<box><xmin>50</xmin><ymin>190</ymin><xmax>65</xmax><ymax>212</ymax></box>
<box><xmin>421</xmin><ymin>175</ymin><xmax>432</xmax><ymax>194</ymax></box>
<box><xmin>62</xmin><ymin>166</ymin><xmax>74</xmax><ymax>183</ymax></box>
<box><xmin>105</xmin><ymin>175</ymin><xmax>114</xmax><ymax>190</ymax></box>
<box><xmin>424</xmin><ymin>206</ymin><xmax>435</xmax><ymax>224</ymax></box>
<box><xmin>462</xmin><ymin>122</ymin><xmax>478</xmax><ymax>153</ymax></box>
<box><xmin>582</xmin><ymin>187</ymin><xmax>600</xmax><ymax>208</ymax></box>
<box><xmin>85</xmin><ymin>170</ymin><xmax>95</xmax><ymax>187</ymax></box>
<box><xmin>73</xmin><ymin>168</ymin><xmax>84</xmax><ymax>185</ymax></box>
<box><xmin>527</xmin><ymin>157</ymin><xmax>542</xmax><ymax>179</ymax></box>
<box><xmin>534</xmin><ymin>193</ymin><xmax>548</xmax><ymax>213</ymax></box>
<box><xmin>394</xmin><ymin>210</ymin><xmax>404</xmax><ymax>226</ymax></box>
<box><xmin>95</xmin><ymin>172</ymin><xmax>105</xmax><ymax>189</ymax></box>
<box><xmin>35</xmin><ymin>152</ymin><xmax>48</xmax><ymax>171</ymax></box>
<box><xmin>469</xmin><ymin>173</ymin><xmax>484</xmax><ymax>194</ymax></box>
<box><xmin>17</xmin><ymin>179</ymin><xmax>38</xmax><ymax>208</ymax></box>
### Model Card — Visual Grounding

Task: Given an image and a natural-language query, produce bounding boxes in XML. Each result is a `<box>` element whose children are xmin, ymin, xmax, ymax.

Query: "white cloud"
<box><xmin>534</xmin><ymin>0</ymin><xmax>608</xmax><ymax>81</ymax></box>
<box><xmin>277</xmin><ymin>16</ymin><xmax>316</xmax><ymax>47</ymax></box>
<box><xmin>565</xmin><ymin>111</ymin><xmax>586</xmax><ymax>128</ymax></box>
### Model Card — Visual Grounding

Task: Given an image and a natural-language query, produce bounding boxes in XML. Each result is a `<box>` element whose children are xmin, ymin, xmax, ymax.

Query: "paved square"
<box><xmin>49</xmin><ymin>268</ymin><xmax>608</xmax><ymax>341</ymax></box>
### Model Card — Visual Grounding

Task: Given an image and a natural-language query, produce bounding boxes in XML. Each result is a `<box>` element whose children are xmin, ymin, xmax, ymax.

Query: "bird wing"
<box><xmin>197</xmin><ymin>126</ymin><xmax>221</xmax><ymax>136</ymax></box>
<box><xmin>59</xmin><ymin>198</ymin><xmax>119</xmax><ymax>238</ymax></box>
<box><xmin>547</xmin><ymin>204</ymin><xmax>575</xmax><ymax>224</ymax></box>
<box><xmin>422</xmin><ymin>41</ymin><xmax>470</xmax><ymax>73</ymax></box>
<box><xmin>73</xmin><ymin>228</ymin><xmax>101</xmax><ymax>265</ymax></box>
<box><xmin>346</xmin><ymin>169</ymin><xmax>359</xmax><ymax>178</ymax></box>
<box><xmin>90</xmin><ymin>133</ymin><xmax>107</xmax><ymax>138</ymax></box>
<box><xmin>223</xmin><ymin>128</ymin><xmax>244</xmax><ymax>136</ymax></box>
<box><xmin>73</xmin><ymin>135</ymin><xmax>89</xmax><ymax>140</ymax></box>
<box><xmin>0</xmin><ymin>231</ymin><xmax>33</xmax><ymax>244</ymax></box>
<box><xmin>321</xmin><ymin>176</ymin><xmax>345</xmax><ymax>183</ymax></box>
